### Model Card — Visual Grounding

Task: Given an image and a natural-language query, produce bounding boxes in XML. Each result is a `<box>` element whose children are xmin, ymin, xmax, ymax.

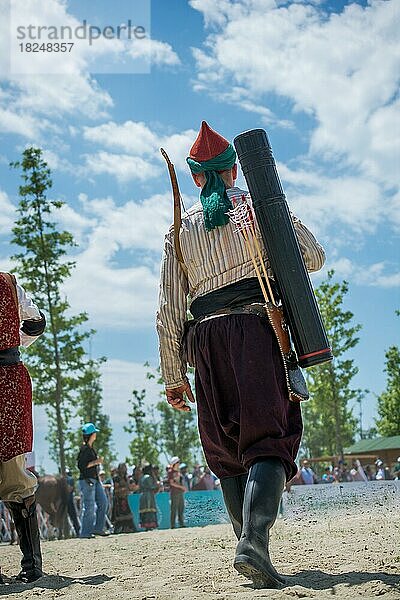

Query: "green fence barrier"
<box><xmin>128</xmin><ymin>490</ymin><xmax>230</xmax><ymax>530</ymax></box>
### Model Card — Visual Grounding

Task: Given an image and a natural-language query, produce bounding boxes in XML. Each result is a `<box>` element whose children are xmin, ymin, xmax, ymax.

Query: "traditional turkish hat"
<box><xmin>189</xmin><ymin>121</ymin><xmax>230</xmax><ymax>162</ymax></box>
<box><xmin>187</xmin><ymin>121</ymin><xmax>236</xmax><ymax>231</ymax></box>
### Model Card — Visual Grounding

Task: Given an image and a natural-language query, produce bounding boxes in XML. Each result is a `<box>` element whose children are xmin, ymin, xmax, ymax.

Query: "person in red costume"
<box><xmin>0</xmin><ymin>272</ymin><xmax>46</xmax><ymax>584</ymax></box>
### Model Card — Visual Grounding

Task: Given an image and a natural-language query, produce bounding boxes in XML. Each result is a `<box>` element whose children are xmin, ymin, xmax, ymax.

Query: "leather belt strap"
<box><xmin>197</xmin><ymin>302</ymin><xmax>268</xmax><ymax>323</ymax></box>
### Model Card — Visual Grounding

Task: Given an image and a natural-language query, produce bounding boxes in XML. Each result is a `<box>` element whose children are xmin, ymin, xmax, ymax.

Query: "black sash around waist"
<box><xmin>190</xmin><ymin>277</ymin><xmax>279</xmax><ymax>320</ymax></box>
<box><xmin>0</xmin><ymin>346</ymin><xmax>21</xmax><ymax>366</ymax></box>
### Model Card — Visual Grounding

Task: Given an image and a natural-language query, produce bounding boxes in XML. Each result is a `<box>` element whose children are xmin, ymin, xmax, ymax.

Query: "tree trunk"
<box><xmin>55</xmin><ymin>373</ymin><xmax>66</xmax><ymax>474</ymax></box>
<box><xmin>329</xmin><ymin>364</ymin><xmax>344</xmax><ymax>460</ymax></box>
<box><xmin>36</xmin><ymin>200</ymin><xmax>65</xmax><ymax>473</ymax></box>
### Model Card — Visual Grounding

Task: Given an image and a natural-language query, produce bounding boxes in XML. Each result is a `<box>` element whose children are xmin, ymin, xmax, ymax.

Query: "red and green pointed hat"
<box><xmin>187</xmin><ymin>121</ymin><xmax>236</xmax><ymax>231</ymax></box>
<box><xmin>189</xmin><ymin>121</ymin><xmax>230</xmax><ymax>162</ymax></box>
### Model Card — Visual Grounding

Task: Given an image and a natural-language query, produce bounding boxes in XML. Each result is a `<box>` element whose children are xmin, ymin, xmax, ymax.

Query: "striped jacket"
<box><xmin>156</xmin><ymin>187</ymin><xmax>325</xmax><ymax>389</ymax></box>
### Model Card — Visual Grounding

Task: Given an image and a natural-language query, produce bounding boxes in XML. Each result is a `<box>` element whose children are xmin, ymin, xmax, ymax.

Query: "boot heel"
<box><xmin>233</xmin><ymin>459</ymin><xmax>287</xmax><ymax>589</ymax></box>
<box><xmin>234</xmin><ymin>557</ymin><xmax>283</xmax><ymax>589</ymax></box>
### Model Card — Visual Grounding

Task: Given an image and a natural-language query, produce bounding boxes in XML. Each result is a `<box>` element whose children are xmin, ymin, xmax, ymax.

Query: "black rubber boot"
<box><xmin>5</xmin><ymin>497</ymin><xmax>43</xmax><ymax>583</ymax></box>
<box><xmin>220</xmin><ymin>473</ymin><xmax>248</xmax><ymax>539</ymax></box>
<box><xmin>234</xmin><ymin>458</ymin><xmax>286</xmax><ymax>589</ymax></box>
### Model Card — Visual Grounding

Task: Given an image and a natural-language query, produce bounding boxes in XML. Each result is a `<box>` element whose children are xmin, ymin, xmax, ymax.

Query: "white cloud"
<box><xmin>66</xmin><ymin>259</ymin><xmax>160</xmax><ymax>329</ymax></box>
<box><xmin>190</xmin><ymin>0</ymin><xmax>400</xmax><ymax>188</ymax></box>
<box><xmin>159</xmin><ymin>129</ymin><xmax>199</xmax><ymax>172</ymax></box>
<box><xmin>327</xmin><ymin>256</ymin><xmax>354</xmax><ymax>279</ymax></box>
<box><xmin>0</xmin><ymin>0</ymin><xmax>113</xmax><ymax>128</ymax></box>
<box><xmin>12</xmin><ymin>75</ymin><xmax>113</xmax><ymax>120</ymax></box>
<box><xmin>0</xmin><ymin>189</ymin><xmax>15</xmax><ymax>231</ymax></box>
<box><xmin>279</xmin><ymin>163</ymin><xmax>385</xmax><ymax>236</ymax></box>
<box><xmin>389</xmin><ymin>191</ymin><xmax>400</xmax><ymax>232</ymax></box>
<box><xmin>62</xmin><ymin>193</ymin><xmax>172</xmax><ymax>329</ymax></box>
<box><xmin>83</xmin><ymin>120</ymin><xmax>158</xmax><ymax>155</ymax></box>
<box><xmin>40</xmin><ymin>148</ymin><xmax>78</xmax><ymax>174</ymax></box>
<box><xmin>3</xmin><ymin>190</ymin><xmax>172</xmax><ymax>330</ymax></box>
<box><xmin>0</xmin><ymin>0</ymin><xmax>180</xmax><ymax>146</ymax></box>
<box><xmin>56</xmin><ymin>203</ymin><xmax>96</xmax><ymax>245</ymax></box>
<box><xmin>128</xmin><ymin>38</ymin><xmax>181</xmax><ymax>66</ymax></box>
<box><xmin>101</xmin><ymin>359</ymin><xmax>162</xmax><ymax>424</ymax></box>
<box><xmin>83</xmin><ymin>151</ymin><xmax>160</xmax><ymax>183</ymax></box>
<box><xmin>83</xmin><ymin>121</ymin><xmax>196</xmax><ymax>163</ymax></box>
<box><xmin>356</xmin><ymin>263</ymin><xmax>400</xmax><ymax>288</ymax></box>
<box><xmin>0</xmin><ymin>104</ymin><xmax>53</xmax><ymax>138</ymax></box>
<box><xmin>80</xmin><ymin>193</ymin><xmax>171</xmax><ymax>253</ymax></box>
<box><xmin>82</xmin><ymin>121</ymin><xmax>197</xmax><ymax>181</ymax></box>
<box><xmin>189</xmin><ymin>0</ymin><xmax>246</xmax><ymax>28</ymax></box>
<box><xmin>327</xmin><ymin>257</ymin><xmax>400</xmax><ymax>288</ymax></box>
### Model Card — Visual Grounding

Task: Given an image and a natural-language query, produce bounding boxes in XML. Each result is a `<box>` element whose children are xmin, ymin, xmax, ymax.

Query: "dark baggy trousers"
<box><xmin>194</xmin><ymin>314</ymin><xmax>303</xmax><ymax>481</ymax></box>
<box><xmin>170</xmin><ymin>492</ymin><xmax>184</xmax><ymax>528</ymax></box>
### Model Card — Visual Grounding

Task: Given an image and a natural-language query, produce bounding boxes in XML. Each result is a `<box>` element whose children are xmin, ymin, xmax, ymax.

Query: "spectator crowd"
<box><xmin>1</xmin><ymin>423</ymin><xmax>399</xmax><ymax>544</ymax></box>
<box><xmin>1</xmin><ymin>425</ymin><xmax>221</xmax><ymax>542</ymax></box>
<box><xmin>290</xmin><ymin>457</ymin><xmax>400</xmax><ymax>486</ymax></box>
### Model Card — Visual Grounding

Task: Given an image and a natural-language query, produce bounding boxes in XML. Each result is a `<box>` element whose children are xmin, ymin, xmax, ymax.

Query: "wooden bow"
<box><xmin>160</xmin><ymin>148</ymin><xmax>187</xmax><ymax>275</ymax></box>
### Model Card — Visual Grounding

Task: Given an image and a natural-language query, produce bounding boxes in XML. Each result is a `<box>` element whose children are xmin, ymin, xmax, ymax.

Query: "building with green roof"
<box><xmin>344</xmin><ymin>435</ymin><xmax>400</xmax><ymax>467</ymax></box>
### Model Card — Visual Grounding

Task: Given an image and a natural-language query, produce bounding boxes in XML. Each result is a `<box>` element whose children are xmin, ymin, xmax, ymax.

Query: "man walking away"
<box><xmin>157</xmin><ymin>122</ymin><xmax>326</xmax><ymax>588</ymax></box>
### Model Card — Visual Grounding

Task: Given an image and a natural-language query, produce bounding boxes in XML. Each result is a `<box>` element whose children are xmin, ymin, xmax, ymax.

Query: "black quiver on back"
<box><xmin>233</xmin><ymin>128</ymin><xmax>333</xmax><ymax>368</ymax></box>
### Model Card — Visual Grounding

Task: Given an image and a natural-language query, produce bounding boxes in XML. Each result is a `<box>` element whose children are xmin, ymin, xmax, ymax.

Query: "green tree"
<box><xmin>303</xmin><ymin>271</ymin><xmax>360</xmax><ymax>458</ymax></box>
<box><xmin>155</xmin><ymin>400</ymin><xmax>201</xmax><ymax>466</ymax></box>
<box><xmin>11</xmin><ymin>147</ymin><xmax>92</xmax><ymax>473</ymax></box>
<box><xmin>124</xmin><ymin>389</ymin><xmax>160</xmax><ymax>466</ymax></box>
<box><xmin>376</xmin><ymin>312</ymin><xmax>400</xmax><ymax>436</ymax></box>
<box><xmin>147</xmin><ymin>365</ymin><xmax>201</xmax><ymax>466</ymax></box>
<box><xmin>65</xmin><ymin>356</ymin><xmax>115</xmax><ymax>474</ymax></box>
<box><xmin>124</xmin><ymin>365</ymin><xmax>201</xmax><ymax>468</ymax></box>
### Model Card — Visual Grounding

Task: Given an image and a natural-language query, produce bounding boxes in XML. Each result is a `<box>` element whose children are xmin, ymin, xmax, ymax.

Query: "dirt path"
<box><xmin>1</xmin><ymin>510</ymin><xmax>399</xmax><ymax>599</ymax></box>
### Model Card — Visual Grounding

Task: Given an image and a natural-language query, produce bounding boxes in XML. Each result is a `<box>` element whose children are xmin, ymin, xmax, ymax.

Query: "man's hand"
<box><xmin>166</xmin><ymin>381</ymin><xmax>195</xmax><ymax>412</ymax></box>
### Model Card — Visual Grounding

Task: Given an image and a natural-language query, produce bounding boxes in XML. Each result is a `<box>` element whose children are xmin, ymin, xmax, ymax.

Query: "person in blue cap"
<box><xmin>77</xmin><ymin>423</ymin><xmax>109</xmax><ymax>538</ymax></box>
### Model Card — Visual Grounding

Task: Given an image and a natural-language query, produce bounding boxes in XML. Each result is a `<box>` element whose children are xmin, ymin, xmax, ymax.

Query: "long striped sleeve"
<box><xmin>291</xmin><ymin>214</ymin><xmax>325</xmax><ymax>272</ymax></box>
<box><xmin>156</xmin><ymin>227</ymin><xmax>189</xmax><ymax>389</ymax></box>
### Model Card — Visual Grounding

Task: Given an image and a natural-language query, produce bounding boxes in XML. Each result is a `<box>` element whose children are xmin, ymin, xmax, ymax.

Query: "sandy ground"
<box><xmin>1</xmin><ymin>510</ymin><xmax>399</xmax><ymax>600</ymax></box>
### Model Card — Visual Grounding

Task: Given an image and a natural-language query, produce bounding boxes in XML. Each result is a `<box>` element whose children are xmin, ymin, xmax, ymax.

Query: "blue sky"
<box><xmin>0</xmin><ymin>0</ymin><xmax>399</xmax><ymax>472</ymax></box>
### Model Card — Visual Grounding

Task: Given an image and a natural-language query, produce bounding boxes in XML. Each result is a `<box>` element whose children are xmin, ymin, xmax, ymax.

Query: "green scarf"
<box><xmin>186</xmin><ymin>144</ymin><xmax>236</xmax><ymax>231</ymax></box>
